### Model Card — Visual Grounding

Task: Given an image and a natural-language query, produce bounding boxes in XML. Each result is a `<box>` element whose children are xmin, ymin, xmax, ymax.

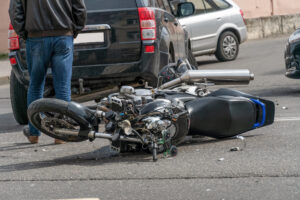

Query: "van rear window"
<box><xmin>84</xmin><ymin>0</ymin><xmax>137</xmax><ymax>11</ymax></box>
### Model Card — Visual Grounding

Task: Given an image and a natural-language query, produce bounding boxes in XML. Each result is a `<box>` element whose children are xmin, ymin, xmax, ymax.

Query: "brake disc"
<box><xmin>41</xmin><ymin>116</ymin><xmax>80</xmax><ymax>139</ymax></box>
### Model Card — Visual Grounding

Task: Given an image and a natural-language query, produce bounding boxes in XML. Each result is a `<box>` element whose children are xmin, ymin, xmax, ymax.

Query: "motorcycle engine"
<box><xmin>100</xmin><ymin>85</ymin><xmax>186</xmax><ymax>156</ymax></box>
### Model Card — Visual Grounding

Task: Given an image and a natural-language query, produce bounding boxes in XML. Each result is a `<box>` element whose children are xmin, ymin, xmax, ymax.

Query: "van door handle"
<box><xmin>174</xmin><ymin>22</ymin><xmax>178</xmax><ymax>26</ymax></box>
<box><xmin>164</xmin><ymin>18</ymin><xmax>169</xmax><ymax>23</ymax></box>
<box><xmin>217</xmin><ymin>17</ymin><xmax>222</xmax><ymax>21</ymax></box>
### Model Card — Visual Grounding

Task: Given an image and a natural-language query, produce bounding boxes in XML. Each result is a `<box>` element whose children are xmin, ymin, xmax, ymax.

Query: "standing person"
<box><xmin>9</xmin><ymin>0</ymin><xmax>87</xmax><ymax>144</ymax></box>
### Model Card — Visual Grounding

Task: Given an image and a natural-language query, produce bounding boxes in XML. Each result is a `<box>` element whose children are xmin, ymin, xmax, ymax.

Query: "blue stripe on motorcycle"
<box><xmin>251</xmin><ymin>99</ymin><xmax>266</xmax><ymax>128</ymax></box>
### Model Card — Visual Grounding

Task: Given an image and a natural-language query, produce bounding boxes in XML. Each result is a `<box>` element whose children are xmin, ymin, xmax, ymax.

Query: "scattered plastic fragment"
<box><xmin>230</xmin><ymin>147</ymin><xmax>241</xmax><ymax>152</ymax></box>
<box><xmin>230</xmin><ymin>136</ymin><xmax>247</xmax><ymax>152</ymax></box>
<box><xmin>282</xmin><ymin>106</ymin><xmax>288</xmax><ymax>110</ymax></box>
<box><xmin>42</xmin><ymin>149</ymin><xmax>47</xmax><ymax>152</ymax></box>
<box><xmin>206</xmin><ymin>188</ymin><xmax>212</xmax><ymax>192</ymax></box>
<box><xmin>218</xmin><ymin>158</ymin><xmax>225</xmax><ymax>161</ymax></box>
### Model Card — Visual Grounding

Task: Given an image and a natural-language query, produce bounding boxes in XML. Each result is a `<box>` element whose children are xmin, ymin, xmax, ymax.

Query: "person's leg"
<box><xmin>51</xmin><ymin>36</ymin><xmax>73</xmax><ymax>102</ymax></box>
<box><xmin>26</xmin><ymin>37</ymin><xmax>52</xmax><ymax>137</ymax></box>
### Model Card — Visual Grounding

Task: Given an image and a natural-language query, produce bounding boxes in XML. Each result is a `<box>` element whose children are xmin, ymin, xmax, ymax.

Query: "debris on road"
<box><xmin>230</xmin><ymin>147</ymin><xmax>241</xmax><ymax>151</ymax></box>
<box><xmin>218</xmin><ymin>158</ymin><xmax>225</xmax><ymax>161</ymax></box>
<box><xmin>282</xmin><ymin>106</ymin><xmax>288</xmax><ymax>110</ymax></box>
<box><xmin>230</xmin><ymin>136</ymin><xmax>246</xmax><ymax>152</ymax></box>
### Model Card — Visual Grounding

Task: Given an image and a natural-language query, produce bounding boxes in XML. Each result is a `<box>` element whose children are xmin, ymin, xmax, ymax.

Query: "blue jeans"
<box><xmin>26</xmin><ymin>36</ymin><xmax>74</xmax><ymax>136</ymax></box>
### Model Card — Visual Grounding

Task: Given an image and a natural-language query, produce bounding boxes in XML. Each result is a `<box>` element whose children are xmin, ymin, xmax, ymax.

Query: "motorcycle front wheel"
<box><xmin>27</xmin><ymin>98</ymin><xmax>91</xmax><ymax>142</ymax></box>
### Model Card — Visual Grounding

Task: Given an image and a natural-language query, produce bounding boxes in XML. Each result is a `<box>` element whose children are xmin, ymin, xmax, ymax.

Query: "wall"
<box><xmin>234</xmin><ymin>0</ymin><xmax>300</xmax><ymax>18</ymax></box>
<box><xmin>234</xmin><ymin>0</ymin><xmax>272</xmax><ymax>18</ymax></box>
<box><xmin>0</xmin><ymin>1</ymin><xmax>10</xmax><ymax>53</ymax></box>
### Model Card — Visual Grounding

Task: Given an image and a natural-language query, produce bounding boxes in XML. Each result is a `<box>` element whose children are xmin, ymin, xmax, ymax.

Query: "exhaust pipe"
<box><xmin>91</xmin><ymin>132</ymin><xmax>142</xmax><ymax>143</ymax></box>
<box><xmin>159</xmin><ymin>69</ymin><xmax>254</xmax><ymax>89</ymax></box>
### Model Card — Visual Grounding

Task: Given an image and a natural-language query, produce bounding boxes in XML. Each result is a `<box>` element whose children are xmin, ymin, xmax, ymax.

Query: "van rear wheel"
<box><xmin>215</xmin><ymin>31</ymin><xmax>239</xmax><ymax>62</ymax></box>
<box><xmin>10</xmin><ymin>71</ymin><xmax>28</xmax><ymax>125</ymax></box>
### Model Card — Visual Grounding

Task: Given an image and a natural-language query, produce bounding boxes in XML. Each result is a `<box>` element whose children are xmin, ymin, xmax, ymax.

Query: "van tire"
<box><xmin>215</xmin><ymin>31</ymin><xmax>239</xmax><ymax>62</ymax></box>
<box><xmin>10</xmin><ymin>71</ymin><xmax>28</xmax><ymax>125</ymax></box>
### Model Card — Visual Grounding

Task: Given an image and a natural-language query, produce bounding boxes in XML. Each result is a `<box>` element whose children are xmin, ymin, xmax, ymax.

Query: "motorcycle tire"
<box><xmin>28</xmin><ymin>98</ymin><xmax>90</xmax><ymax>142</ymax></box>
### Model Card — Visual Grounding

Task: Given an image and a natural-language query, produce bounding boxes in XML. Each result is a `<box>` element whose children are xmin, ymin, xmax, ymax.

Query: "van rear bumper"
<box><xmin>10</xmin><ymin>47</ymin><xmax>162</xmax><ymax>98</ymax></box>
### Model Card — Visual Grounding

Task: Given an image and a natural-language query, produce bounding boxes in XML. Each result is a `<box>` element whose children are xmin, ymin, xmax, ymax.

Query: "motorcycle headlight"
<box><xmin>118</xmin><ymin>120</ymin><xmax>132</xmax><ymax>136</ymax></box>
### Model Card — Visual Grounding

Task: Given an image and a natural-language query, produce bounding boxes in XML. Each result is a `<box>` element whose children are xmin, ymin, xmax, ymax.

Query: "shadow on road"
<box><xmin>0</xmin><ymin>134</ymin><xmax>261</xmax><ymax>173</ymax></box>
<box><xmin>197</xmin><ymin>59</ymin><xmax>219</xmax><ymax>66</ymax></box>
<box><xmin>0</xmin><ymin>143</ymin><xmax>55</xmax><ymax>152</ymax></box>
<box><xmin>0</xmin><ymin>113</ymin><xmax>23</xmax><ymax>134</ymax></box>
<box><xmin>248</xmin><ymin>87</ymin><xmax>300</xmax><ymax>97</ymax></box>
<box><xmin>262</xmin><ymin>69</ymin><xmax>286</xmax><ymax>76</ymax></box>
<box><xmin>0</xmin><ymin>145</ymin><xmax>152</xmax><ymax>173</ymax></box>
<box><xmin>182</xmin><ymin>134</ymin><xmax>261</xmax><ymax>147</ymax></box>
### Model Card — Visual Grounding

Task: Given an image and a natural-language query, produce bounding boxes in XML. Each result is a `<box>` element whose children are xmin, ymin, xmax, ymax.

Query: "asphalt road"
<box><xmin>1</xmin><ymin>36</ymin><xmax>300</xmax><ymax>200</ymax></box>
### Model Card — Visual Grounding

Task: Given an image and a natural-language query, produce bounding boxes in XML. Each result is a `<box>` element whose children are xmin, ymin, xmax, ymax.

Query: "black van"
<box><xmin>8</xmin><ymin>0</ymin><xmax>195</xmax><ymax>124</ymax></box>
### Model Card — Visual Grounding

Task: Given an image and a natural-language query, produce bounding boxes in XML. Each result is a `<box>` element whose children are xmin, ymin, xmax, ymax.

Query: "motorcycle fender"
<box><xmin>66</xmin><ymin>102</ymin><xmax>94</xmax><ymax>136</ymax></box>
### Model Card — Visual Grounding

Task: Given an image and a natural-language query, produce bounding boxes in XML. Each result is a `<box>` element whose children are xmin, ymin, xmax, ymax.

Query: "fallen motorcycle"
<box><xmin>27</xmin><ymin>60</ymin><xmax>275</xmax><ymax>161</ymax></box>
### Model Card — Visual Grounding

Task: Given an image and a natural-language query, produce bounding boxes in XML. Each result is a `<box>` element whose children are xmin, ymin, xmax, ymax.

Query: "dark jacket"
<box><xmin>9</xmin><ymin>0</ymin><xmax>87</xmax><ymax>39</ymax></box>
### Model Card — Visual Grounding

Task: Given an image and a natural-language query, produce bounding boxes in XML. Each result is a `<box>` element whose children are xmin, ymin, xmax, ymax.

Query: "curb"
<box><xmin>0</xmin><ymin>76</ymin><xmax>9</xmax><ymax>86</ymax></box>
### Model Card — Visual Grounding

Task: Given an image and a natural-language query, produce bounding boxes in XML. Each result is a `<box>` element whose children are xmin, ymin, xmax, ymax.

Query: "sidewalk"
<box><xmin>0</xmin><ymin>59</ymin><xmax>10</xmax><ymax>85</ymax></box>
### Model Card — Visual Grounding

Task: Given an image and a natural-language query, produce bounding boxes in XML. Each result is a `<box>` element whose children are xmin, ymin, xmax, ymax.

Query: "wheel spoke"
<box><xmin>222</xmin><ymin>35</ymin><xmax>238</xmax><ymax>58</ymax></box>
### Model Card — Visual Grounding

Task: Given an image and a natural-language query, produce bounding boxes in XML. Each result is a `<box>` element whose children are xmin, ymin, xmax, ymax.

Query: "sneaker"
<box><xmin>23</xmin><ymin>126</ymin><xmax>39</xmax><ymax>144</ymax></box>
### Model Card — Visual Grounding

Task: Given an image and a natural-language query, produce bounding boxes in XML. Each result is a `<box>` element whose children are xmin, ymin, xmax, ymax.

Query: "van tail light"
<box><xmin>145</xmin><ymin>45</ymin><xmax>155</xmax><ymax>53</ymax></box>
<box><xmin>8</xmin><ymin>23</ymin><xmax>20</xmax><ymax>50</ymax></box>
<box><xmin>138</xmin><ymin>7</ymin><xmax>156</xmax><ymax>41</ymax></box>
<box><xmin>240</xmin><ymin>9</ymin><xmax>246</xmax><ymax>25</ymax></box>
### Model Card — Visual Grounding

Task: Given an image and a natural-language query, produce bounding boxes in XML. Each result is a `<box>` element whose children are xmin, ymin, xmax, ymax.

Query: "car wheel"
<box><xmin>10</xmin><ymin>71</ymin><xmax>28</xmax><ymax>125</ymax></box>
<box><xmin>215</xmin><ymin>31</ymin><xmax>239</xmax><ymax>62</ymax></box>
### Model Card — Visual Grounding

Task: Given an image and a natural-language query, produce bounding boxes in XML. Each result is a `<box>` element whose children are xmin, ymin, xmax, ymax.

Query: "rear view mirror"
<box><xmin>177</xmin><ymin>2</ymin><xmax>195</xmax><ymax>17</ymax></box>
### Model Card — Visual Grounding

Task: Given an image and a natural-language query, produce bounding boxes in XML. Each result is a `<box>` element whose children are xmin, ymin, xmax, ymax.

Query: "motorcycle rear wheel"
<box><xmin>28</xmin><ymin>98</ymin><xmax>90</xmax><ymax>142</ymax></box>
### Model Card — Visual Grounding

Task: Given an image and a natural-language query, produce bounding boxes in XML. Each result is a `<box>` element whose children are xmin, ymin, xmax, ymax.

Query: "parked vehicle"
<box><xmin>27</xmin><ymin>61</ymin><xmax>275</xmax><ymax>161</ymax></box>
<box><xmin>284</xmin><ymin>29</ymin><xmax>300</xmax><ymax>78</ymax></box>
<box><xmin>8</xmin><ymin>0</ymin><xmax>196</xmax><ymax>125</ymax></box>
<box><xmin>169</xmin><ymin>0</ymin><xmax>247</xmax><ymax>61</ymax></box>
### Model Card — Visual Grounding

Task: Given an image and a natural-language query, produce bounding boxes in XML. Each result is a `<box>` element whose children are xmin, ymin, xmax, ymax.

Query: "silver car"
<box><xmin>169</xmin><ymin>0</ymin><xmax>247</xmax><ymax>62</ymax></box>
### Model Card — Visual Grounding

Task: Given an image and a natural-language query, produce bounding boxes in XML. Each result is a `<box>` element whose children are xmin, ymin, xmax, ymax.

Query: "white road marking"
<box><xmin>55</xmin><ymin>198</ymin><xmax>100</xmax><ymax>200</ymax></box>
<box><xmin>275</xmin><ymin>117</ymin><xmax>300</xmax><ymax>122</ymax></box>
